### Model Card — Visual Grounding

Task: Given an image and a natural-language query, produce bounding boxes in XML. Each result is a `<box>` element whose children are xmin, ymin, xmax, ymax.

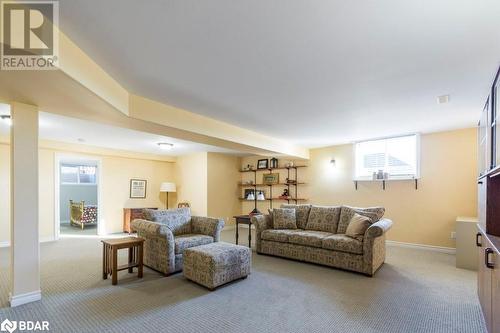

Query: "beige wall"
<box><xmin>100</xmin><ymin>155</ymin><xmax>175</xmax><ymax>233</ymax></box>
<box><xmin>240</xmin><ymin>128</ymin><xmax>477</xmax><ymax>248</ymax></box>
<box><xmin>0</xmin><ymin>142</ymin><xmax>175</xmax><ymax>243</ymax></box>
<box><xmin>175</xmin><ymin>152</ymin><xmax>208</xmax><ymax>216</ymax></box>
<box><xmin>207</xmin><ymin>153</ymin><xmax>241</xmax><ymax>226</ymax></box>
<box><xmin>175</xmin><ymin>152</ymin><xmax>240</xmax><ymax>222</ymax></box>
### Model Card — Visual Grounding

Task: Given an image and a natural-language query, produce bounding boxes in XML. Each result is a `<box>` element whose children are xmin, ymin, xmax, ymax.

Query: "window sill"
<box><xmin>353</xmin><ymin>177</ymin><xmax>419</xmax><ymax>182</ymax></box>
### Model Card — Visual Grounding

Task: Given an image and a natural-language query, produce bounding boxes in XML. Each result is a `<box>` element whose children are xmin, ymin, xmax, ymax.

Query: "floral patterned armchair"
<box><xmin>131</xmin><ymin>208</ymin><xmax>224</xmax><ymax>275</ymax></box>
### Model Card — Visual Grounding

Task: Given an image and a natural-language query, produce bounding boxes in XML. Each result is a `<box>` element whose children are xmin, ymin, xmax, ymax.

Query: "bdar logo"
<box><xmin>0</xmin><ymin>319</ymin><xmax>17</xmax><ymax>333</ymax></box>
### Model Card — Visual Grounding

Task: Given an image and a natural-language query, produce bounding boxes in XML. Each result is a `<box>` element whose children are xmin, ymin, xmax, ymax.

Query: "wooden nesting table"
<box><xmin>102</xmin><ymin>237</ymin><xmax>144</xmax><ymax>285</ymax></box>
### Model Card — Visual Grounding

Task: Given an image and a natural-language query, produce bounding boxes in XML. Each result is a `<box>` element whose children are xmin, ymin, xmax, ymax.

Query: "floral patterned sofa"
<box><xmin>131</xmin><ymin>208</ymin><xmax>225</xmax><ymax>275</ymax></box>
<box><xmin>251</xmin><ymin>204</ymin><xmax>393</xmax><ymax>276</ymax></box>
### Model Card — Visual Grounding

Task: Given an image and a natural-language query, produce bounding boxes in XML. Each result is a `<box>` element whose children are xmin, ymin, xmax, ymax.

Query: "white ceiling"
<box><xmin>54</xmin><ymin>1</ymin><xmax>500</xmax><ymax>147</ymax></box>
<box><xmin>0</xmin><ymin>105</ymin><xmax>241</xmax><ymax>156</ymax></box>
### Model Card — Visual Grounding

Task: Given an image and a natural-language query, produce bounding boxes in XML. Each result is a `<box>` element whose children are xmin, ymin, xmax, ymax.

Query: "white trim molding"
<box><xmin>386</xmin><ymin>240</ymin><xmax>455</xmax><ymax>254</ymax></box>
<box><xmin>9</xmin><ymin>290</ymin><xmax>41</xmax><ymax>307</ymax></box>
<box><xmin>54</xmin><ymin>153</ymin><xmax>104</xmax><ymax>240</ymax></box>
<box><xmin>0</xmin><ymin>237</ymin><xmax>56</xmax><ymax>248</ymax></box>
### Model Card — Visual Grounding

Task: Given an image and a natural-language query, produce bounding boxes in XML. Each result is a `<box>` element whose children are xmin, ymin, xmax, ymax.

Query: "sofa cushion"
<box><xmin>272</xmin><ymin>208</ymin><xmax>298</xmax><ymax>229</ymax></box>
<box><xmin>288</xmin><ymin>230</ymin><xmax>333</xmax><ymax>248</ymax></box>
<box><xmin>322</xmin><ymin>234</ymin><xmax>364</xmax><ymax>254</ymax></box>
<box><xmin>174</xmin><ymin>234</ymin><xmax>214</xmax><ymax>254</ymax></box>
<box><xmin>261</xmin><ymin>229</ymin><xmax>301</xmax><ymax>243</ymax></box>
<box><xmin>280</xmin><ymin>204</ymin><xmax>312</xmax><ymax>229</ymax></box>
<box><xmin>337</xmin><ymin>206</ymin><xmax>385</xmax><ymax>234</ymax></box>
<box><xmin>147</xmin><ymin>208</ymin><xmax>192</xmax><ymax>235</ymax></box>
<box><xmin>345</xmin><ymin>213</ymin><xmax>372</xmax><ymax>240</ymax></box>
<box><xmin>305</xmin><ymin>206</ymin><xmax>341</xmax><ymax>233</ymax></box>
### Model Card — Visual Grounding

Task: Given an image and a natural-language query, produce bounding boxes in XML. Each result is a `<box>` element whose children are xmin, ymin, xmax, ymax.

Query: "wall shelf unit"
<box><xmin>239</xmin><ymin>165</ymin><xmax>308</xmax><ymax>210</ymax></box>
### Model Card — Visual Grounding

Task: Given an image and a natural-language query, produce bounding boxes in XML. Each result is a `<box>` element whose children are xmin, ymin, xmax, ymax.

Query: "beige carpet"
<box><xmin>60</xmin><ymin>222</ymin><xmax>97</xmax><ymax>236</ymax></box>
<box><xmin>0</xmin><ymin>228</ymin><xmax>486</xmax><ymax>332</ymax></box>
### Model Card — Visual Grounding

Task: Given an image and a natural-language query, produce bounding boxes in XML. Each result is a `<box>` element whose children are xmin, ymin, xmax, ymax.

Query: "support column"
<box><xmin>9</xmin><ymin>102</ymin><xmax>40</xmax><ymax>307</ymax></box>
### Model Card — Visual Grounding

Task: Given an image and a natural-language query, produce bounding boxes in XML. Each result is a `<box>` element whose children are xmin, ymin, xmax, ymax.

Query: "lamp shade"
<box><xmin>160</xmin><ymin>182</ymin><xmax>176</xmax><ymax>192</ymax></box>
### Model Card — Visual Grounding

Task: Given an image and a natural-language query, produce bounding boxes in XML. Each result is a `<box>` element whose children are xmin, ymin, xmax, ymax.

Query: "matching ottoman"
<box><xmin>183</xmin><ymin>242</ymin><xmax>251</xmax><ymax>290</ymax></box>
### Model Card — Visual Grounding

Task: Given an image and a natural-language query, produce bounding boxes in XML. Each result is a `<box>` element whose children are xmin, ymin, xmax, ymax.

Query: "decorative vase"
<box><xmin>270</xmin><ymin>158</ymin><xmax>278</xmax><ymax>169</ymax></box>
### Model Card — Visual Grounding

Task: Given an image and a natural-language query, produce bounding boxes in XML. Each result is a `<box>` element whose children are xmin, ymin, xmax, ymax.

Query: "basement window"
<box><xmin>354</xmin><ymin>134</ymin><xmax>420</xmax><ymax>180</ymax></box>
<box><xmin>61</xmin><ymin>164</ymin><xmax>97</xmax><ymax>184</ymax></box>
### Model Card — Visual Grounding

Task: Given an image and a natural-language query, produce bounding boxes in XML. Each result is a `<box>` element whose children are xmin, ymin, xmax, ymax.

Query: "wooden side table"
<box><xmin>233</xmin><ymin>215</ymin><xmax>252</xmax><ymax>248</ymax></box>
<box><xmin>102</xmin><ymin>237</ymin><xmax>144</xmax><ymax>285</ymax></box>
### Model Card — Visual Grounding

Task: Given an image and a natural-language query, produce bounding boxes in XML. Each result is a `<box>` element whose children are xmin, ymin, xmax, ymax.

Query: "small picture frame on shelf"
<box><xmin>257</xmin><ymin>159</ymin><xmax>269</xmax><ymax>169</ymax></box>
<box><xmin>263</xmin><ymin>173</ymin><xmax>279</xmax><ymax>185</ymax></box>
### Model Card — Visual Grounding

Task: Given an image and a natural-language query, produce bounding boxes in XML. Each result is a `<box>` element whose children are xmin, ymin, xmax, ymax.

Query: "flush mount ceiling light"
<box><xmin>437</xmin><ymin>95</ymin><xmax>450</xmax><ymax>104</ymax></box>
<box><xmin>0</xmin><ymin>115</ymin><xmax>11</xmax><ymax>126</ymax></box>
<box><xmin>157</xmin><ymin>142</ymin><xmax>174</xmax><ymax>150</ymax></box>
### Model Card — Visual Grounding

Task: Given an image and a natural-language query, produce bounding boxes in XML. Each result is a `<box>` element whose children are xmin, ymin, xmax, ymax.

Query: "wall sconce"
<box><xmin>330</xmin><ymin>158</ymin><xmax>336</xmax><ymax>167</ymax></box>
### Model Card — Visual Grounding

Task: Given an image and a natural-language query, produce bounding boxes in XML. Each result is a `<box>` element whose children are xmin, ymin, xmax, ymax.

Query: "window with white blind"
<box><xmin>354</xmin><ymin>134</ymin><xmax>420</xmax><ymax>180</ymax></box>
<box><xmin>61</xmin><ymin>164</ymin><xmax>97</xmax><ymax>184</ymax></box>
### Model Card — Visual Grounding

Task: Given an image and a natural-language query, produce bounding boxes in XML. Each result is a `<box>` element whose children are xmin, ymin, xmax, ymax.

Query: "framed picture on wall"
<box><xmin>130</xmin><ymin>179</ymin><xmax>147</xmax><ymax>199</ymax></box>
<box><xmin>263</xmin><ymin>173</ymin><xmax>279</xmax><ymax>185</ymax></box>
<box><xmin>257</xmin><ymin>159</ymin><xmax>269</xmax><ymax>169</ymax></box>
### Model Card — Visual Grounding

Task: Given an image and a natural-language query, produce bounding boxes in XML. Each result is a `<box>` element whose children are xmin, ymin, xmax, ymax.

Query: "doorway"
<box><xmin>55</xmin><ymin>155</ymin><xmax>102</xmax><ymax>238</ymax></box>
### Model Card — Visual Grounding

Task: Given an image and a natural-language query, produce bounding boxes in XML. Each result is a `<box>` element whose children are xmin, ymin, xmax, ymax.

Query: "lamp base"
<box><xmin>249</xmin><ymin>208</ymin><xmax>262</xmax><ymax>216</ymax></box>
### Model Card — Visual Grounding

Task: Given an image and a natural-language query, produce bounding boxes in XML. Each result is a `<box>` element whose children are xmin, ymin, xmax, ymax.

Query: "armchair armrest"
<box><xmin>365</xmin><ymin>218</ymin><xmax>393</xmax><ymax>239</ymax></box>
<box><xmin>191</xmin><ymin>216</ymin><xmax>225</xmax><ymax>242</ymax></box>
<box><xmin>131</xmin><ymin>219</ymin><xmax>174</xmax><ymax>239</ymax></box>
<box><xmin>131</xmin><ymin>219</ymin><xmax>176</xmax><ymax>275</ymax></box>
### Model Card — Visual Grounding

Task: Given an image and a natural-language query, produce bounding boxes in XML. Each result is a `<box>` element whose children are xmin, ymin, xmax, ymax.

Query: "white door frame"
<box><xmin>54</xmin><ymin>153</ymin><xmax>103</xmax><ymax>240</ymax></box>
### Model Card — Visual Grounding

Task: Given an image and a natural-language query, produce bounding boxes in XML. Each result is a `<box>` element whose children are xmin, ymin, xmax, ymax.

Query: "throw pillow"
<box><xmin>337</xmin><ymin>206</ymin><xmax>385</xmax><ymax>234</ymax></box>
<box><xmin>305</xmin><ymin>205</ymin><xmax>342</xmax><ymax>233</ymax></box>
<box><xmin>281</xmin><ymin>204</ymin><xmax>311</xmax><ymax>229</ymax></box>
<box><xmin>345</xmin><ymin>213</ymin><xmax>372</xmax><ymax>239</ymax></box>
<box><xmin>272</xmin><ymin>208</ymin><xmax>297</xmax><ymax>229</ymax></box>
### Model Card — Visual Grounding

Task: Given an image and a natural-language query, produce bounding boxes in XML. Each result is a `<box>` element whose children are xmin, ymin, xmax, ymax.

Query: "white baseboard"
<box><xmin>386</xmin><ymin>240</ymin><xmax>455</xmax><ymax>254</ymax></box>
<box><xmin>9</xmin><ymin>290</ymin><xmax>41</xmax><ymax>307</ymax></box>
<box><xmin>0</xmin><ymin>236</ymin><xmax>56</xmax><ymax>248</ymax></box>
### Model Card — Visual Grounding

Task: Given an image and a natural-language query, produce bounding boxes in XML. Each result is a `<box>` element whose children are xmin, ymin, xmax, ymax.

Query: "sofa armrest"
<box><xmin>251</xmin><ymin>214</ymin><xmax>272</xmax><ymax>232</ymax></box>
<box><xmin>191</xmin><ymin>216</ymin><xmax>225</xmax><ymax>242</ymax></box>
<box><xmin>362</xmin><ymin>218</ymin><xmax>392</xmax><ymax>276</ymax></box>
<box><xmin>365</xmin><ymin>218</ymin><xmax>393</xmax><ymax>239</ymax></box>
<box><xmin>131</xmin><ymin>219</ymin><xmax>174</xmax><ymax>239</ymax></box>
<box><xmin>251</xmin><ymin>214</ymin><xmax>273</xmax><ymax>253</ymax></box>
